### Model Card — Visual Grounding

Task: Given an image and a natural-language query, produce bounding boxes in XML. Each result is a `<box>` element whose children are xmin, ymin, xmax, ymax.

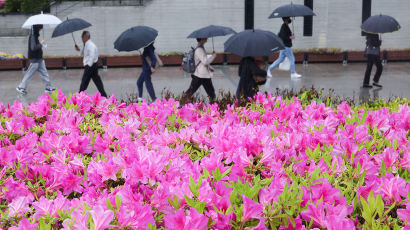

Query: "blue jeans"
<box><xmin>19</xmin><ymin>59</ymin><xmax>53</xmax><ymax>89</ymax></box>
<box><xmin>137</xmin><ymin>71</ymin><xmax>156</xmax><ymax>101</ymax></box>
<box><xmin>268</xmin><ymin>47</ymin><xmax>296</xmax><ymax>74</ymax></box>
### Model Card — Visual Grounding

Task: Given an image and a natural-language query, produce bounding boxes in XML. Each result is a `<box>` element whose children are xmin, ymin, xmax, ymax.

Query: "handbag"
<box><xmin>365</xmin><ymin>46</ymin><xmax>380</xmax><ymax>56</ymax></box>
<box><xmin>253</xmin><ymin>60</ymin><xmax>267</xmax><ymax>85</ymax></box>
<box><xmin>253</xmin><ymin>75</ymin><xmax>267</xmax><ymax>84</ymax></box>
<box><xmin>278</xmin><ymin>57</ymin><xmax>290</xmax><ymax>71</ymax></box>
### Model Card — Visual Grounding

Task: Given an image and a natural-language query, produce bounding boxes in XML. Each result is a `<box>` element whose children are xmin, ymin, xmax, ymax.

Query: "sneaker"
<box><xmin>291</xmin><ymin>73</ymin><xmax>302</xmax><ymax>78</ymax></box>
<box><xmin>267</xmin><ymin>71</ymin><xmax>272</xmax><ymax>78</ymax></box>
<box><xmin>362</xmin><ymin>84</ymin><xmax>373</xmax><ymax>88</ymax></box>
<box><xmin>45</xmin><ymin>87</ymin><xmax>56</xmax><ymax>93</ymax></box>
<box><xmin>16</xmin><ymin>87</ymin><xmax>27</xmax><ymax>95</ymax></box>
<box><xmin>373</xmin><ymin>82</ymin><xmax>382</xmax><ymax>88</ymax></box>
<box><xmin>137</xmin><ymin>97</ymin><xmax>143</xmax><ymax>102</ymax></box>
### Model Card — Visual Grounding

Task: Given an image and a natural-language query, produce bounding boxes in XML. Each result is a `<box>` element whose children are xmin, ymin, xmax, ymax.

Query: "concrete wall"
<box><xmin>0</xmin><ymin>0</ymin><xmax>409</xmax><ymax>57</ymax></box>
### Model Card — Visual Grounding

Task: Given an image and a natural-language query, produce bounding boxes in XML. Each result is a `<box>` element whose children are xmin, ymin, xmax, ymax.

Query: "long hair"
<box><xmin>32</xmin><ymin>24</ymin><xmax>43</xmax><ymax>36</ymax></box>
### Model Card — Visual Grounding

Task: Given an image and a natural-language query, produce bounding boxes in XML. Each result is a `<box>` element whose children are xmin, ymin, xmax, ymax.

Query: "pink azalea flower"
<box><xmin>9</xmin><ymin>219</ymin><xmax>37</xmax><ymax>230</ymax></box>
<box><xmin>279</xmin><ymin>216</ymin><xmax>306</xmax><ymax>230</ymax></box>
<box><xmin>300</xmin><ymin>202</ymin><xmax>326</xmax><ymax>228</ymax></box>
<box><xmin>379</xmin><ymin>174</ymin><xmax>407</xmax><ymax>204</ymax></box>
<box><xmin>90</xmin><ymin>205</ymin><xmax>115</xmax><ymax>230</ymax></box>
<box><xmin>62</xmin><ymin>172</ymin><xmax>83</xmax><ymax>195</ymax></box>
<box><xmin>259</xmin><ymin>177</ymin><xmax>285</xmax><ymax>204</ymax></box>
<box><xmin>164</xmin><ymin>208</ymin><xmax>187</xmax><ymax>230</ymax></box>
<box><xmin>8</xmin><ymin>196</ymin><xmax>32</xmax><ymax>217</ymax></box>
<box><xmin>184</xmin><ymin>208</ymin><xmax>209</xmax><ymax>229</ymax></box>
<box><xmin>62</xmin><ymin>210</ymin><xmax>89</xmax><ymax>230</ymax></box>
<box><xmin>310</xmin><ymin>179</ymin><xmax>344</xmax><ymax>205</ymax></box>
<box><xmin>117</xmin><ymin>203</ymin><xmax>155</xmax><ymax>229</ymax></box>
<box><xmin>397</xmin><ymin>202</ymin><xmax>410</xmax><ymax>222</ymax></box>
<box><xmin>373</xmin><ymin>148</ymin><xmax>399</xmax><ymax>170</ymax></box>
<box><xmin>324</xmin><ymin>215</ymin><xmax>355</xmax><ymax>230</ymax></box>
<box><xmin>242</xmin><ymin>195</ymin><xmax>263</xmax><ymax>221</ymax></box>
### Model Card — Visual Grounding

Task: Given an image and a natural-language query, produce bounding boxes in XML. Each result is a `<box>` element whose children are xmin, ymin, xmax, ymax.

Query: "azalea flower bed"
<box><xmin>0</xmin><ymin>90</ymin><xmax>409</xmax><ymax>230</ymax></box>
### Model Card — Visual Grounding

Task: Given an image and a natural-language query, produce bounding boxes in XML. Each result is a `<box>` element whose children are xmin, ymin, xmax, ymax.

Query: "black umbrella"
<box><xmin>224</xmin><ymin>29</ymin><xmax>284</xmax><ymax>57</ymax></box>
<box><xmin>187</xmin><ymin>25</ymin><xmax>236</xmax><ymax>52</ymax></box>
<box><xmin>52</xmin><ymin>18</ymin><xmax>92</xmax><ymax>45</ymax></box>
<box><xmin>361</xmin><ymin>14</ymin><xmax>400</xmax><ymax>34</ymax></box>
<box><xmin>114</xmin><ymin>26</ymin><xmax>158</xmax><ymax>52</ymax></box>
<box><xmin>268</xmin><ymin>3</ymin><xmax>316</xmax><ymax>18</ymax></box>
<box><xmin>269</xmin><ymin>3</ymin><xmax>316</xmax><ymax>34</ymax></box>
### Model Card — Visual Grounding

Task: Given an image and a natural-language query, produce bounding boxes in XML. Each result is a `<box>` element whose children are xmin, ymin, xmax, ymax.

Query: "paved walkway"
<box><xmin>0</xmin><ymin>63</ymin><xmax>409</xmax><ymax>105</ymax></box>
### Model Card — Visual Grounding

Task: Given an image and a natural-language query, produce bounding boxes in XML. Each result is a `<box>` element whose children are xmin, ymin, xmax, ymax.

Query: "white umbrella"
<box><xmin>22</xmin><ymin>12</ymin><xmax>62</xmax><ymax>29</ymax></box>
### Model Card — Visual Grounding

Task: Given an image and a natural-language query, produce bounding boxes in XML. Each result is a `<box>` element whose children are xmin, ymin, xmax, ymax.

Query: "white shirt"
<box><xmin>81</xmin><ymin>40</ymin><xmax>98</xmax><ymax>67</ymax></box>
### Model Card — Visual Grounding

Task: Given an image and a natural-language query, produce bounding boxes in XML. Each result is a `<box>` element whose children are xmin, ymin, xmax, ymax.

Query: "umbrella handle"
<box><xmin>212</xmin><ymin>37</ymin><xmax>215</xmax><ymax>53</ymax></box>
<box><xmin>71</xmin><ymin>32</ymin><xmax>77</xmax><ymax>46</ymax></box>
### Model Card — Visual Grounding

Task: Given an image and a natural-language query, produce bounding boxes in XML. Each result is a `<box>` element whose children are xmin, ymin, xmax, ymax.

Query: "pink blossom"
<box><xmin>90</xmin><ymin>205</ymin><xmax>115</xmax><ymax>230</ymax></box>
<box><xmin>9</xmin><ymin>219</ymin><xmax>37</xmax><ymax>230</ymax></box>
<box><xmin>300</xmin><ymin>202</ymin><xmax>326</xmax><ymax>228</ymax></box>
<box><xmin>8</xmin><ymin>196</ymin><xmax>32</xmax><ymax>217</ymax></box>
<box><xmin>242</xmin><ymin>195</ymin><xmax>263</xmax><ymax>221</ymax></box>
<box><xmin>397</xmin><ymin>202</ymin><xmax>410</xmax><ymax>222</ymax></box>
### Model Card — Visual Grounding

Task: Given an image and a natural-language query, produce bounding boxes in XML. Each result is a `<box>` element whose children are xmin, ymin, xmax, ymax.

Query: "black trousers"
<box><xmin>185</xmin><ymin>75</ymin><xmax>216</xmax><ymax>99</ymax></box>
<box><xmin>363</xmin><ymin>54</ymin><xmax>383</xmax><ymax>85</ymax></box>
<box><xmin>79</xmin><ymin>63</ymin><xmax>107</xmax><ymax>97</ymax></box>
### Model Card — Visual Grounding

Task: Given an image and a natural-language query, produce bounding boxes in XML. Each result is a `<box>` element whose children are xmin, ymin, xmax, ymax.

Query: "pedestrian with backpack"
<box><xmin>183</xmin><ymin>38</ymin><xmax>217</xmax><ymax>100</ymax></box>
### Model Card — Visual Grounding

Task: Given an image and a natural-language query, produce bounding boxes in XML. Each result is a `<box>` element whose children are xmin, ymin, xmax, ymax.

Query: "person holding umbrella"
<box><xmin>237</xmin><ymin>57</ymin><xmax>267</xmax><ymax>99</ymax></box>
<box><xmin>224</xmin><ymin>29</ymin><xmax>284</xmax><ymax>99</ymax></box>
<box><xmin>361</xmin><ymin>14</ymin><xmax>400</xmax><ymax>88</ymax></box>
<box><xmin>363</xmin><ymin>33</ymin><xmax>383</xmax><ymax>88</ymax></box>
<box><xmin>183</xmin><ymin>38</ymin><xmax>217</xmax><ymax>100</ymax></box>
<box><xmin>137</xmin><ymin>42</ymin><xmax>157</xmax><ymax>102</ymax></box>
<box><xmin>267</xmin><ymin>17</ymin><xmax>301</xmax><ymax>78</ymax></box>
<box><xmin>16</xmin><ymin>24</ymin><xmax>56</xmax><ymax>95</ymax></box>
<box><xmin>75</xmin><ymin>31</ymin><xmax>107</xmax><ymax>97</ymax></box>
<box><xmin>113</xmin><ymin>26</ymin><xmax>159</xmax><ymax>102</ymax></box>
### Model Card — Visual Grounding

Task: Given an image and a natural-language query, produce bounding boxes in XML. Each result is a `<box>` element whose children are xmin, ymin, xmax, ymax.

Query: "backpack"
<box><xmin>182</xmin><ymin>47</ymin><xmax>201</xmax><ymax>73</ymax></box>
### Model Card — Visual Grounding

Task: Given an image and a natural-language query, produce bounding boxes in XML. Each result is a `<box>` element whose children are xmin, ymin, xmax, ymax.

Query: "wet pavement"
<box><xmin>0</xmin><ymin>62</ymin><xmax>409</xmax><ymax>105</ymax></box>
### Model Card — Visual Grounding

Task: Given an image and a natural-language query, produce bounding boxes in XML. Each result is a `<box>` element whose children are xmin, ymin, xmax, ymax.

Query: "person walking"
<box><xmin>75</xmin><ymin>31</ymin><xmax>107</xmax><ymax>97</ymax></box>
<box><xmin>363</xmin><ymin>33</ymin><xmax>383</xmax><ymax>88</ymax></box>
<box><xmin>16</xmin><ymin>25</ymin><xmax>56</xmax><ymax>95</ymax></box>
<box><xmin>267</xmin><ymin>17</ymin><xmax>301</xmax><ymax>78</ymax></box>
<box><xmin>137</xmin><ymin>42</ymin><xmax>157</xmax><ymax>102</ymax></box>
<box><xmin>236</xmin><ymin>57</ymin><xmax>267</xmax><ymax>99</ymax></box>
<box><xmin>184</xmin><ymin>38</ymin><xmax>217</xmax><ymax>101</ymax></box>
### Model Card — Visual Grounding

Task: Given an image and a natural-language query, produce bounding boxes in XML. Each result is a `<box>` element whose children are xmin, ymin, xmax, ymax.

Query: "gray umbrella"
<box><xmin>52</xmin><ymin>18</ymin><xmax>91</xmax><ymax>45</ymax></box>
<box><xmin>187</xmin><ymin>25</ymin><xmax>236</xmax><ymax>38</ymax></box>
<box><xmin>114</xmin><ymin>26</ymin><xmax>158</xmax><ymax>52</ymax></box>
<box><xmin>187</xmin><ymin>25</ymin><xmax>236</xmax><ymax>52</ymax></box>
<box><xmin>268</xmin><ymin>3</ymin><xmax>316</xmax><ymax>18</ymax></box>
<box><xmin>269</xmin><ymin>3</ymin><xmax>316</xmax><ymax>33</ymax></box>
<box><xmin>224</xmin><ymin>29</ymin><xmax>284</xmax><ymax>57</ymax></box>
<box><xmin>361</xmin><ymin>14</ymin><xmax>400</xmax><ymax>34</ymax></box>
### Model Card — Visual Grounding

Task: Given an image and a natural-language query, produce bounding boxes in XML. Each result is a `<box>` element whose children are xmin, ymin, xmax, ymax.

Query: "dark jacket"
<box><xmin>366</xmin><ymin>34</ymin><xmax>382</xmax><ymax>48</ymax></box>
<box><xmin>142</xmin><ymin>44</ymin><xmax>157</xmax><ymax>72</ymax></box>
<box><xmin>238</xmin><ymin>57</ymin><xmax>267</xmax><ymax>98</ymax></box>
<box><xmin>278</xmin><ymin>23</ymin><xmax>292</xmax><ymax>47</ymax></box>
<box><xmin>28</xmin><ymin>25</ymin><xmax>43</xmax><ymax>60</ymax></box>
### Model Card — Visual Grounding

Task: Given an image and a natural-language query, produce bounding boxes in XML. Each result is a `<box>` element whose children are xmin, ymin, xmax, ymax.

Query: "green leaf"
<box><xmin>375</xmin><ymin>194</ymin><xmax>384</xmax><ymax>218</ymax></box>
<box><xmin>115</xmin><ymin>194</ymin><xmax>122</xmax><ymax>210</ymax></box>
<box><xmin>168</xmin><ymin>195</ymin><xmax>181</xmax><ymax>210</ymax></box>
<box><xmin>184</xmin><ymin>195</ymin><xmax>206</xmax><ymax>214</ymax></box>
<box><xmin>148</xmin><ymin>223</ymin><xmax>158</xmax><ymax>230</ymax></box>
